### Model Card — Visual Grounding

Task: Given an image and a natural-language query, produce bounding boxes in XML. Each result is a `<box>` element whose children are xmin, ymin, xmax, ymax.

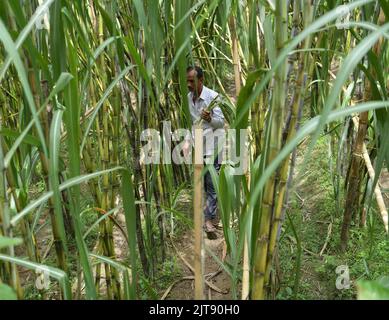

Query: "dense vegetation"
<box><xmin>0</xmin><ymin>0</ymin><xmax>388</xmax><ymax>300</ymax></box>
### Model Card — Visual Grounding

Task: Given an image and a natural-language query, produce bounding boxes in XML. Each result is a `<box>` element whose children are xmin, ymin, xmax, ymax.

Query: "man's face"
<box><xmin>187</xmin><ymin>69</ymin><xmax>203</xmax><ymax>95</ymax></box>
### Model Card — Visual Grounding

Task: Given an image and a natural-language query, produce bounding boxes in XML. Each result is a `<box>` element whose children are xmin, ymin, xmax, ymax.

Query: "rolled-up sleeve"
<box><xmin>210</xmin><ymin>104</ymin><xmax>224</xmax><ymax>129</ymax></box>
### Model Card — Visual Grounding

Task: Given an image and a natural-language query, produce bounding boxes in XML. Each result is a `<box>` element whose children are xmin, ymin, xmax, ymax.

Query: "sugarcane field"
<box><xmin>1</xmin><ymin>0</ymin><xmax>389</xmax><ymax>304</ymax></box>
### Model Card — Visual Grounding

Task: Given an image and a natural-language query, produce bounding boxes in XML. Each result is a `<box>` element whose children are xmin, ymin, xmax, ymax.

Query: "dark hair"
<box><xmin>186</xmin><ymin>65</ymin><xmax>203</xmax><ymax>79</ymax></box>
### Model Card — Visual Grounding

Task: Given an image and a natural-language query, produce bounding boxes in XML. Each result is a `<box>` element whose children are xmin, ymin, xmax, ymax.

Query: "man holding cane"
<box><xmin>183</xmin><ymin>66</ymin><xmax>225</xmax><ymax>236</ymax></box>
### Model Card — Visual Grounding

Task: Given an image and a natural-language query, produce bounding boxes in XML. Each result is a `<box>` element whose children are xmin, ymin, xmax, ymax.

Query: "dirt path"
<box><xmin>163</xmin><ymin>228</ymin><xmax>233</xmax><ymax>300</ymax></box>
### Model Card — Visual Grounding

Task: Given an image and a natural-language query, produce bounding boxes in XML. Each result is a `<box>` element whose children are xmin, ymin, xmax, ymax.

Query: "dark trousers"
<box><xmin>204</xmin><ymin>156</ymin><xmax>221</xmax><ymax>221</ymax></box>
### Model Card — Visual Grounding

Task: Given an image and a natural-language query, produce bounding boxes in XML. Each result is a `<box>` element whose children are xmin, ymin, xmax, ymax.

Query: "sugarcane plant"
<box><xmin>0</xmin><ymin>0</ymin><xmax>389</xmax><ymax>301</ymax></box>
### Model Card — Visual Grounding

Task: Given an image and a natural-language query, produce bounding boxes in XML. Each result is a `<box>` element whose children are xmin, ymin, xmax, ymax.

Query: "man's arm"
<box><xmin>209</xmin><ymin>104</ymin><xmax>224</xmax><ymax>129</ymax></box>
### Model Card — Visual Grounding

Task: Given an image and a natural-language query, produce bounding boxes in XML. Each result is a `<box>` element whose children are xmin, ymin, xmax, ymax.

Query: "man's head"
<box><xmin>186</xmin><ymin>66</ymin><xmax>203</xmax><ymax>95</ymax></box>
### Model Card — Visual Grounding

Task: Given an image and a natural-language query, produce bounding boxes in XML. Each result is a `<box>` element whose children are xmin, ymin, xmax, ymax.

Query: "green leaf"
<box><xmin>0</xmin><ymin>0</ymin><xmax>56</xmax><ymax>80</ymax></box>
<box><xmin>305</xmin><ymin>23</ymin><xmax>389</xmax><ymax>173</ymax></box>
<box><xmin>11</xmin><ymin>167</ymin><xmax>125</xmax><ymax>226</ymax></box>
<box><xmin>90</xmin><ymin>253</ymin><xmax>132</xmax><ymax>300</ymax></box>
<box><xmin>0</xmin><ymin>129</ymin><xmax>41</xmax><ymax>148</ymax></box>
<box><xmin>49</xmin><ymin>109</ymin><xmax>68</xmax><ymax>254</ymax></box>
<box><xmin>232</xmin><ymin>0</ymin><xmax>374</xmax><ymax>128</ymax></box>
<box><xmin>235</xmin><ymin>69</ymin><xmax>262</xmax><ymax>130</ymax></box>
<box><xmin>121</xmin><ymin>169</ymin><xmax>138</xmax><ymax>299</ymax></box>
<box><xmin>80</xmin><ymin>65</ymin><xmax>134</xmax><ymax>154</ymax></box>
<box><xmin>0</xmin><ymin>236</ymin><xmax>22</xmax><ymax>249</ymax></box>
<box><xmin>358</xmin><ymin>277</ymin><xmax>389</xmax><ymax>300</ymax></box>
<box><xmin>263</xmin><ymin>16</ymin><xmax>276</xmax><ymax>67</ymax></box>
<box><xmin>47</xmin><ymin>72</ymin><xmax>74</xmax><ymax>101</ymax></box>
<box><xmin>0</xmin><ymin>254</ymin><xmax>71</xmax><ymax>300</ymax></box>
<box><xmin>0</xmin><ymin>283</ymin><xmax>17</xmax><ymax>300</ymax></box>
<box><xmin>248</xmin><ymin>101</ymin><xmax>389</xmax><ymax>228</ymax></box>
<box><xmin>3</xmin><ymin>72</ymin><xmax>73</xmax><ymax>170</ymax></box>
<box><xmin>0</xmin><ymin>19</ymin><xmax>48</xmax><ymax>157</ymax></box>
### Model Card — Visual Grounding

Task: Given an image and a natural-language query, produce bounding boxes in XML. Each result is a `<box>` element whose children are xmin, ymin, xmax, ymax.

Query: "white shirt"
<box><xmin>186</xmin><ymin>85</ymin><xmax>225</xmax><ymax>157</ymax></box>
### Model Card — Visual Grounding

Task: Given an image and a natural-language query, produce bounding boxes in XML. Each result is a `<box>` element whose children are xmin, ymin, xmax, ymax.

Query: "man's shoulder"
<box><xmin>203</xmin><ymin>86</ymin><xmax>219</xmax><ymax>100</ymax></box>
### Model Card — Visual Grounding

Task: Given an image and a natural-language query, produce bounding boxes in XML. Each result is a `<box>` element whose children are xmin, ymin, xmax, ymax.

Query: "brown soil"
<box><xmin>163</xmin><ymin>228</ymin><xmax>233</xmax><ymax>300</ymax></box>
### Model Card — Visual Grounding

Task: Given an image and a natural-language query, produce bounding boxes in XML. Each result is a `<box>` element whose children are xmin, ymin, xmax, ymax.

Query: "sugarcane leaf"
<box><xmin>61</xmin><ymin>7</ymin><xmax>93</xmax><ymax>60</ymax></box>
<box><xmin>248</xmin><ymin>0</ymin><xmax>259</xmax><ymax>68</ymax></box>
<box><xmin>83</xmin><ymin>206</ymin><xmax>121</xmax><ymax>240</ymax></box>
<box><xmin>0</xmin><ymin>236</ymin><xmax>22</xmax><ymax>249</ymax></box>
<box><xmin>232</xmin><ymin>0</ymin><xmax>375</xmax><ymax>128</ymax></box>
<box><xmin>163</xmin><ymin>0</ymin><xmax>221</xmax><ymax>98</ymax></box>
<box><xmin>0</xmin><ymin>283</ymin><xmax>17</xmax><ymax>300</ymax></box>
<box><xmin>47</xmin><ymin>72</ymin><xmax>74</xmax><ymax>101</ymax></box>
<box><xmin>0</xmin><ymin>19</ymin><xmax>48</xmax><ymax>157</ymax></box>
<box><xmin>248</xmin><ymin>101</ymin><xmax>389</xmax><ymax>226</ymax></box>
<box><xmin>90</xmin><ymin>253</ymin><xmax>132</xmax><ymax>300</ymax></box>
<box><xmin>49</xmin><ymin>109</ymin><xmax>68</xmax><ymax>254</ymax></box>
<box><xmin>121</xmin><ymin>169</ymin><xmax>138</xmax><ymax>299</ymax></box>
<box><xmin>60</xmin><ymin>18</ymin><xmax>97</xmax><ymax>300</ymax></box>
<box><xmin>263</xmin><ymin>16</ymin><xmax>276</xmax><ymax>67</ymax></box>
<box><xmin>49</xmin><ymin>0</ymin><xmax>66</xmax><ymax>80</ymax></box>
<box><xmin>132</xmin><ymin>0</ymin><xmax>147</xmax><ymax>32</ymax></box>
<box><xmin>0</xmin><ymin>254</ymin><xmax>71</xmax><ymax>300</ymax></box>
<box><xmin>80</xmin><ymin>65</ymin><xmax>134</xmax><ymax>154</ymax></box>
<box><xmin>0</xmin><ymin>0</ymin><xmax>56</xmax><ymax>80</ymax></box>
<box><xmin>235</xmin><ymin>69</ymin><xmax>262</xmax><ymax>130</ymax></box>
<box><xmin>11</xmin><ymin>167</ymin><xmax>125</xmax><ymax>226</ymax></box>
<box><xmin>80</xmin><ymin>36</ymin><xmax>119</xmax><ymax>98</ymax></box>
<box><xmin>3</xmin><ymin>72</ymin><xmax>73</xmax><ymax>169</ymax></box>
<box><xmin>358</xmin><ymin>277</ymin><xmax>389</xmax><ymax>300</ymax></box>
<box><xmin>123</xmin><ymin>35</ymin><xmax>155</xmax><ymax>103</ymax></box>
<box><xmin>302</xmin><ymin>23</ymin><xmax>389</xmax><ymax>178</ymax></box>
<box><xmin>96</xmin><ymin>2</ymin><xmax>114</xmax><ymax>35</ymax></box>
<box><xmin>0</xmin><ymin>129</ymin><xmax>40</xmax><ymax>148</ymax></box>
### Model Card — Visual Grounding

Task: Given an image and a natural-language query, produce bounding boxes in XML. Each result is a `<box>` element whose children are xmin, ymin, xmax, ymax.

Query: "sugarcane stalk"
<box><xmin>27</xmin><ymin>64</ymin><xmax>68</xmax><ymax>272</ymax></box>
<box><xmin>0</xmin><ymin>113</ymin><xmax>23</xmax><ymax>298</ymax></box>
<box><xmin>106</xmin><ymin>50</ymin><xmax>123</xmax><ymax>299</ymax></box>
<box><xmin>252</xmin><ymin>31</ymin><xmax>266</xmax><ymax>158</ymax></box>
<box><xmin>227</xmin><ymin>14</ymin><xmax>250</xmax><ymax>298</ymax></box>
<box><xmin>5</xmin><ymin>165</ymin><xmax>39</xmax><ymax>263</ymax></box>
<box><xmin>362</xmin><ymin>145</ymin><xmax>389</xmax><ymax>232</ymax></box>
<box><xmin>193</xmin><ymin>123</ymin><xmax>204</xmax><ymax>300</ymax></box>
<box><xmin>155</xmin><ymin>163</ymin><xmax>166</xmax><ymax>262</ymax></box>
<box><xmin>122</xmin><ymin>93</ymin><xmax>150</xmax><ymax>277</ymax></box>
<box><xmin>351</xmin><ymin>117</ymin><xmax>389</xmax><ymax>232</ymax></box>
<box><xmin>229</xmin><ymin>14</ymin><xmax>241</xmax><ymax>97</ymax></box>
<box><xmin>253</xmin><ymin>0</ymin><xmax>288</xmax><ymax>300</ymax></box>
<box><xmin>264</xmin><ymin>0</ymin><xmax>313</xmax><ymax>285</ymax></box>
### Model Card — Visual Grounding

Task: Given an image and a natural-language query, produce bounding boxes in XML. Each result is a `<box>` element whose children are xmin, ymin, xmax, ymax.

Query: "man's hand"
<box><xmin>201</xmin><ymin>110</ymin><xmax>211</xmax><ymax>122</ymax></box>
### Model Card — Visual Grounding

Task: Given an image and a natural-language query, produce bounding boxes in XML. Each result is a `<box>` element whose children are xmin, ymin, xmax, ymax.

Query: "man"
<box><xmin>183</xmin><ymin>66</ymin><xmax>225</xmax><ymax>235</ymax></box>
